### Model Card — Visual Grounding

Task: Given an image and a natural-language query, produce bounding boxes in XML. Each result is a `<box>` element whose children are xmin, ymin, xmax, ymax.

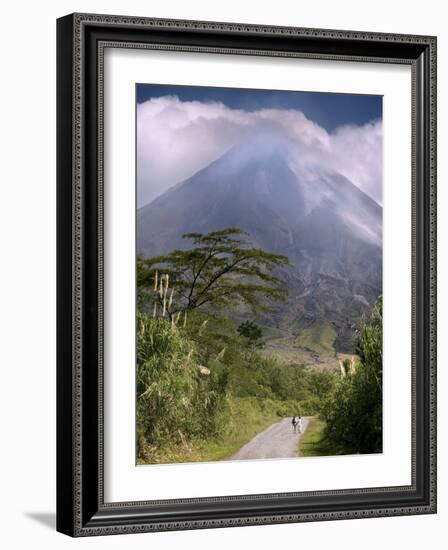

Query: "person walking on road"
<box><xmin>291</xmin><ymin>416</ymin><xmax>297</xmax><ymax>433</ymax></box>
<box><xmin>297</xmin><ymin>416</ymin><xmax>303</xmax><ymax>434</ymax></box>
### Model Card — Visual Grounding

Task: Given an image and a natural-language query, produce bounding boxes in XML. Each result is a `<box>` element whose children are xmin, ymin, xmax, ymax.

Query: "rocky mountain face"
<box><xmin>137</xmin><ymin>137</ymin><xmax>382</xmax><ymax>354</ymax></box>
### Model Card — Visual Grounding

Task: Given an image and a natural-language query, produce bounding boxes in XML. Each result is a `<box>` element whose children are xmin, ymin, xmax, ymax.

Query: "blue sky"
<box><xmin>136</xmin><ymin>83</ymin><xmax>382</xmax><ymax>133</ymax></box>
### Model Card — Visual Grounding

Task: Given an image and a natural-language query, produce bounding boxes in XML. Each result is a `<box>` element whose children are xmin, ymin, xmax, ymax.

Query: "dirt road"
<box><xmin>231</xmin><ymin>417</ymin><xmax>310</xmax><ymax>460</ymax></box>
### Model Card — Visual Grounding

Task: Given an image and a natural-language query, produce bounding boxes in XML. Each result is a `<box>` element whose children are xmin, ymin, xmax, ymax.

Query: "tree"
<box><xmin>137</xmin><ymin>228</ymin><xmax>290</xmax><ymax>315</ymax></box>
<box><xmin>237</xmin><ymin>320</ymin><xmax>263</xmax><ymax>348</ymax></box>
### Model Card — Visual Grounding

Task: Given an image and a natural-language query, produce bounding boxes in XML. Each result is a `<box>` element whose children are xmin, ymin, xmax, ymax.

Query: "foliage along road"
<box><xmin>230</xmin><ymin>417</ymin><xmax>310</xmax><ymax>460</ymax></box>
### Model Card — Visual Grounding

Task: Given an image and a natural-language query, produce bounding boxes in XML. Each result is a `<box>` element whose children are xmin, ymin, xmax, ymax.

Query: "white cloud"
<box><xmin>137</xmin><ymin>96</ymin><xmax>382</xmax><ymax>207</ymax></box>
<box><xmin>329</xmin><ymin>121</ymin><xmax>383</xmax><ymax>204</ymax></box>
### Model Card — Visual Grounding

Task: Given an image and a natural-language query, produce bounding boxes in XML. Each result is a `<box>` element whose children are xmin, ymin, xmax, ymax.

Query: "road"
<box><xmin>231</xmin><ymin>417</ymin><xmax>310</xmax><ymax>460</ymax></box>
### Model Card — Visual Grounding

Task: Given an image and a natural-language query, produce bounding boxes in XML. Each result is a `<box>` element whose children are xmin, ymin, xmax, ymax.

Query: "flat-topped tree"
<box><xmin>137</xmin><ymin>228</ymin><xmax>290</xmax><ymax>316</ymax></box>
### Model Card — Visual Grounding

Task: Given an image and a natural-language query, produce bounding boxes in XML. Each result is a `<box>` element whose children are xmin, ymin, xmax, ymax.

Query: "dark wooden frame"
<box><xmin>57</xmin><ymin>13</ymin><xmax>437</xmax><ymax>537</ymax></box>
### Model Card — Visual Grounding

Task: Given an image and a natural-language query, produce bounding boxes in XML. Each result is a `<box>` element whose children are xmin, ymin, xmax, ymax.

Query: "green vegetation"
<box><xmin>137</xmin><ymin>228</ymin><xmax>290</xmax><ymax>316</ymax></box>
<box><xmin>136</xmin><ymin>228</ymin><xmax>382</xmax><ymax>463</ymax></box>
<box><xmin>139</xmin><ymin>397</ymin><xmax>286</xmax><ymax>464</ymax></box>
<box><xmin>136</xmin><ymin>313</ymin><xmax>227</xmax><ymax>455</ymax></box>
<box><xmin>294</xmin><ymin>323</ymin><xmax>338</xmax><ymax>355</ymax></box>
<box><xmin>320</xmin><ymin>297</ymin><xmax>383</xmax><ymax>454</ymax></box>
<box><xmin>237</xmin><ymin>320</ymin><xmax>263</xmax><ymax>348</ymax></box>
<box><xmin>136</xmin><ymin>308</ymin><xmax>339</xmax><ymax>463</ymax></box>
<box><xmin>298</xmin><ymin>417</ymin><xmax>352</xmax><ymax>457</ymax></box>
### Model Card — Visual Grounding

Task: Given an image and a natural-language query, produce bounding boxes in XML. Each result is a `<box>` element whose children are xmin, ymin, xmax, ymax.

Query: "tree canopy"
<box><xmin>237</xmin><ymin>320</ymin><xmax>263</xmax><ymax>348</ymax></box>
<box><xmin>137</xmin><ymin>228</ymin><xmax>290</xmax><ymax>315</ymax></box>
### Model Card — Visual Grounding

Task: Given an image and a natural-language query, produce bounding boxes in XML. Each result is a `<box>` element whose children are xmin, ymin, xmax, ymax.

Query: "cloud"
<box><xmin>329</xmin><ymin>121</ymin><xmax>383</xmax><ymax>205</ymax></box>
<box><xmin>137</xmin><ymin>96</ymin><xmax>382</xmax><ymax>207</ymax></box>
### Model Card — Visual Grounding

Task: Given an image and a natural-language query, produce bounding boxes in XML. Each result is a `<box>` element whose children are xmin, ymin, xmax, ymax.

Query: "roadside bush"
<box><xmin>321</xmin><ymin>297</ymin><xmax>383</xmax><ymax>453</ymax></box>
<box><xmin>136</xmin><ymin>312</ymin><xmax>227</xmax><ymax>456</ymax></box>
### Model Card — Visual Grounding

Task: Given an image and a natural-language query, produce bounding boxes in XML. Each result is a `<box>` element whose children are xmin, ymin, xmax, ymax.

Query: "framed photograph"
<box><xmin>56</xmin><ymin>13</ymin><xmax>437</xmax><ymax>536</ymax></box>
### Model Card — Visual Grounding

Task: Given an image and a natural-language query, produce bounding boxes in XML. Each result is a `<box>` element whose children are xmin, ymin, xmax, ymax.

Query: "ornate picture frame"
<box><xmin>57</xmin><ymin>13</ymin><xmax>437</xmax><ymax>536</ymax></box>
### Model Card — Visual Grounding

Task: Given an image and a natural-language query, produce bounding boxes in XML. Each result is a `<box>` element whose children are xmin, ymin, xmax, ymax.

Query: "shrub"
<box><xmin>136</xmin><ymin>312</ymin><xmax>226</xmax><ymax>455</ymax></box>
<box><xmin>321</xmin><ymin>297</ymin><xmax>383</xmax><ymax>453</ymax></box>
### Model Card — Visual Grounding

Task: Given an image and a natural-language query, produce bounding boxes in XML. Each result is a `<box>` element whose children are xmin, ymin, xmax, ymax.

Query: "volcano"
<box><xmin>137</xmin><ymin>137</ymin><xmax>382</xmax><ymax>354</ymax></box>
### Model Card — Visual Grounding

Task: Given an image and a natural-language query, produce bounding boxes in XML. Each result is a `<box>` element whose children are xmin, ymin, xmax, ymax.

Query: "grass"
<box><xmin>261</xmin><ymin>322</ymin><xmax>340</xmax><ymax>369</ymax></box>
<box><xmin>137</xmin><ymin>397</ymin><xmax>283</xmax><ymax>465</ymax></box>
<box><xmin>298</xmin><ymin>417</ymin><xmax>352</xmax><ymax>457</ymax></box>
<box><xmin>294</xmin><ymin>323</ymin><xmax>337</xmax><ymax>354</ymax></box>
